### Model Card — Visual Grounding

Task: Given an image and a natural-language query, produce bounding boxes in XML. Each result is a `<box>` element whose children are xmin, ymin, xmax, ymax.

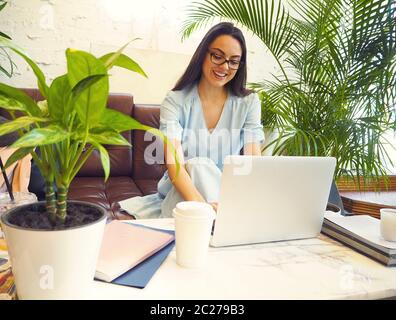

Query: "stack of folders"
<box><xmin>322</xmin><ymin>211</ymin><xmax>396</xmax><ymax>266</ymax></box>
<box><xmin>95</xmin><ymin>220</ymin><xmax>175</xmax><ymax>286</ymax></box>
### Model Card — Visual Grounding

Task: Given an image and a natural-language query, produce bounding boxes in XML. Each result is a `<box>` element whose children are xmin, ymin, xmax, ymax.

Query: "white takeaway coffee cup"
<box><xmin>173</xmin><ymin>201</ymin><xmax>216</xmax><ymax>268</ymax></box>
<box><xmin>380</xmin><ymin>208</ymin><xmax>396</xmax><ymax>242</ymax></box>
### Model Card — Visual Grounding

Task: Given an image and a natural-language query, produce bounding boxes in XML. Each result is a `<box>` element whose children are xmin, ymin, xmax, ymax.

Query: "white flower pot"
<box><xmin>0</xmin><ymin>201</ymin><xmax>106</xmax><ymax>300</ymax></box>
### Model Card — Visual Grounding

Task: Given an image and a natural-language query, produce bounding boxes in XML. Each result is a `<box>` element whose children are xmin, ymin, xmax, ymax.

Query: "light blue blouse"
<box><xmin>156</xmin><ymin>83</ymin><xmax>264</xmax><ymax>197</ymax></box>
<box><xmin>120</xmin><ymin>83</ymin><xmax>264</xmax><ymax>219</ymax></box>
<box><xmin>160</xmin><ymin>84</ymin><xmax>264</xmax><ymax>169</ymax></box>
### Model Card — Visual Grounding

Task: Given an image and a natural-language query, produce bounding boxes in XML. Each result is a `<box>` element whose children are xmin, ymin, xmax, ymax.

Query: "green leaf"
<box><xmin>99</xmin><ymin>108</ymin><xmax>148</xmax><ymax>132</ymax></box>
<box><xmin>71</xmin><ymin>74</ymin><xmax>108</xmax><ymax>100</ymax></box>
<box><xmin>0</xmin><ymin>3</ymin><xmax>6</xmax><ymax>12</ymax></box>
<box><xmin>36</xmin><ymin>100</ymin><xmax>48</xmax><ymax>115</ymax></box>
<box><xmin>99</xmin><ymin>53</ymin><xmax>147</xmax><ymax>78</ymax></box>
<box><xmin>88</xmin><ymin>130</ymin><xmax>130</xmax><ymax>146</ymax></box>
<box><xmin>0</xmin><ymin>116</ymin><xmax>47</xmax><ymax>136</ymax></box>
<box><xmin>0</xmin><ymin>94</ymin><xmax>26</xmax><ymax>111</ymax></box>
<box><xmin>66</xmin><ymin>49</ymin><xmax>109</xmax><ymax>129</ymax></box>
<box><xmin>66</xmin><ymin>49</ymin><xmax>107</xmax><ymax>87</ymax></box>
<box><xmin>0</xmin><ymin>84</ymin><xmax>42</xmax><ymax>116</ymax></box>
<box><xmin>91</xmin><ymin>142</ymin><xmax>110</xmax><ymax>181</ymax></box>
<box><xmin>48</xmin><ymin>74</ymin><xmax>72</xmax><ymax>121</ymax></box>
<box><xmin>0</xmin><ymin>31</ymin><xmax>11</xmax><ymax>40</ymax></box>
<box><xmin>99</xmin><ymin>40</ymin><xmax>135</xmax><ymax>69</ymax></box>
<box><xmin>0</xmin><ymin>64</ymin><xmax>12</xmax><ymax>77</ymax></box>
<box><xmin>0</xmin><ymin>46</ymin><xmax>15</xmax><ymax>77</ymax></box>
<box><xmin>11</xmin><ymin>125</ymin><xmax>70</xmax><ymax>148</ymax></box>
<box><xmin>4</xmin><ymin>147</ymin><xmax>34</xmax><ymax>169</ymax></box>
<box><xmin>0</xmin><ymin>37</ymin><xmax>49</xmax><ymax>97</ymax></box>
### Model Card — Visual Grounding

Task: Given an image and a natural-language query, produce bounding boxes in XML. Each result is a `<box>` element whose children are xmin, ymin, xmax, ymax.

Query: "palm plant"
<box><xmin>182</xmin><ymin>0</ymin><xmax>396</xmax><ymax>186</ymax></box>
<box><xmin>0</xmin><ymin>38</ymin><xmax>179</xmax><ymax>224</ymax></box>
<box><xmin>0</xmin><ymin>1</ymin><xmax>15</xmax><ymax>77</ymax></box>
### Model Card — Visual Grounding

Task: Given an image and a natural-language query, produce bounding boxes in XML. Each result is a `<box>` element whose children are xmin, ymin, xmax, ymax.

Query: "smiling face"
<box><xmin>200</xmin><ymin>34</ymin><xmax>243</xmax><ymax>89</ymax></box>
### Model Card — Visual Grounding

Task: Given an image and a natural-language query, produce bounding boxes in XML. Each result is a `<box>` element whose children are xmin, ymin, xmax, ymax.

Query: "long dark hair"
<box><xmin>173</xmin><ymin>22</ymin><xmax>251</xmax><ymax>97</ymax></box>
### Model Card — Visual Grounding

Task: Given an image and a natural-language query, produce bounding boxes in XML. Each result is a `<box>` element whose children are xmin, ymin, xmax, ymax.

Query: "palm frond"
<box><xmin>182</xmin><ymin>0</ymin><xmax>295</xmax><ymax>60</ymax></box>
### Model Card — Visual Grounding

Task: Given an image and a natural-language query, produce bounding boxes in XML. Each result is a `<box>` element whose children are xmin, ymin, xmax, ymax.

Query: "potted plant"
<box><xmin>0</xmin><ymin>38</ymin><xmax>178</xmax><ymax>299</ymax></box>
<box><xmin>181</xmin><ymin>0</ymin><xmax>396</xmax><ymax>188</ymax></box>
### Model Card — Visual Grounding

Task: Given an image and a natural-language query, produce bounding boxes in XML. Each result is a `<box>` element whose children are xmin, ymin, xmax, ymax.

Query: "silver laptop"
<box><xmin>210</xmin><ymin>156</ymin><xmax>336</xmax><ymax>247</ymax></box>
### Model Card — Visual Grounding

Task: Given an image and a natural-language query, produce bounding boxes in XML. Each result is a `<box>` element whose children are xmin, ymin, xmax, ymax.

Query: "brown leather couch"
<box><xmin>1</xmin><ymin>89</ymin><xmax>165</xmax><ymax>220</ymax></box>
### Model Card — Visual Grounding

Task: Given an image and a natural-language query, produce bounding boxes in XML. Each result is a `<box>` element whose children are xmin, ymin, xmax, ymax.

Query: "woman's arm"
<box><xmin>243</xmin><ymin>142</ymin><xmax>262</xmax><ymax>156</ymax></box>
<box><xmin>164</xmin><ymin>138</ymin><xmax>206</xmax><ymax>202</ymax></box>
<box><xmin>241</xmin><ymin>93</ymin><xmax>264</xmax><ymax>156</ymax></box>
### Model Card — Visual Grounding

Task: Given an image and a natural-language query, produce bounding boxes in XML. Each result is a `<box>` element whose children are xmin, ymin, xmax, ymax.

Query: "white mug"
<box><xmin>380</xmin><ymin>208</ymin><xmax>396</xmax><ymax>242</ymax></box>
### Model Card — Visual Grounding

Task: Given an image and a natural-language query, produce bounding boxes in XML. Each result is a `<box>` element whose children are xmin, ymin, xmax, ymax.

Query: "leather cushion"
<box><xmin>68</xmin><ymin>176</ymin><xmax>142</xmax><ymax>220</ymax></box>
<box><xmin>132</xmin><ymin>104</ymin><xmax>166</xmax><ymax>180</ymax></box>
<box><xmin>134</xmin><ymin>179</ymin><xmax>160</xmax><ymax>196</ymax></box>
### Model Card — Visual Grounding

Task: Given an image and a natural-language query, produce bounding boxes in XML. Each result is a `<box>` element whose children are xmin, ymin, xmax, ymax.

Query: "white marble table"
<box><xmin>91</xmin><ymin>218</ymin><xmax>396</xmax><ymax>300</ymax></box>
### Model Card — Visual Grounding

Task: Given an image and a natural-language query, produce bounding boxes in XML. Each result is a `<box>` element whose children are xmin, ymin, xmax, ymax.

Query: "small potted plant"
<box><xmin>0</xmin><ymin>38</ymin><xmax>178</xmax><ymax>299</ymax></box>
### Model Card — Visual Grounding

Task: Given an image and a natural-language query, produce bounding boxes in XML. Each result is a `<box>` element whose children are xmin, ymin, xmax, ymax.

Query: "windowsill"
<box><xmin>337</xmin><ymin>176</ymin><xmax>396</xmax><ymax>218</ymax></box>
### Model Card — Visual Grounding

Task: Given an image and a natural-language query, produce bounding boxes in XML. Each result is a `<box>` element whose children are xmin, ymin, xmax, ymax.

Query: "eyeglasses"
<box><xmin>208</xmin><ymin>50</ymin><xmax>243</xmax><ymax>70</ymax></box>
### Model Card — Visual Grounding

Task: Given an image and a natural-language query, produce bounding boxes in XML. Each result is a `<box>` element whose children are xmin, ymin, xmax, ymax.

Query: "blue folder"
<box><xmin>110</xmin><ymin>224</ymin><xmax>175</xmax><ymax>289</ymax></box>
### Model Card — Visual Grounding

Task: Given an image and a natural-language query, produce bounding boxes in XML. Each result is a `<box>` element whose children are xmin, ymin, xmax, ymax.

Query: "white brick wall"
<box><xmin>0</xmin><ymin>0</ymin><xmax>276</xmax><ymax>104</ymax></box>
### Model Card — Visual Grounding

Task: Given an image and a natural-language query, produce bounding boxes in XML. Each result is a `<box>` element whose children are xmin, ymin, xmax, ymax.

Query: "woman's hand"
<box><xmin>209</xmin><ymin>202</ymin><xmax>218</xmax><ymax>213</ymax></box>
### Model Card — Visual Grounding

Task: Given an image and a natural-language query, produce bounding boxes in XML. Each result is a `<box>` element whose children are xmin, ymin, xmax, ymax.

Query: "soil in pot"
<box><xmin>6</xmin><ymin>202</ymin><xmax>104</xmax><ymax>230</ymax></box>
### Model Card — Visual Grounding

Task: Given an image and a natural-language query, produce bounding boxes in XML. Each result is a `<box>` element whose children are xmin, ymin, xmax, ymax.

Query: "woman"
<box><xmin>124</xmin><ymin>22</ymin><xmax>264</xmax><ymax>219</ymax></box>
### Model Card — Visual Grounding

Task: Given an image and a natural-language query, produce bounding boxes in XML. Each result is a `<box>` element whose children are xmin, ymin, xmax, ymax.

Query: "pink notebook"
<box><xmin>95</xmin><ymin>221</ymin><xmax>174</xmax><ymax>282</ymax></box>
